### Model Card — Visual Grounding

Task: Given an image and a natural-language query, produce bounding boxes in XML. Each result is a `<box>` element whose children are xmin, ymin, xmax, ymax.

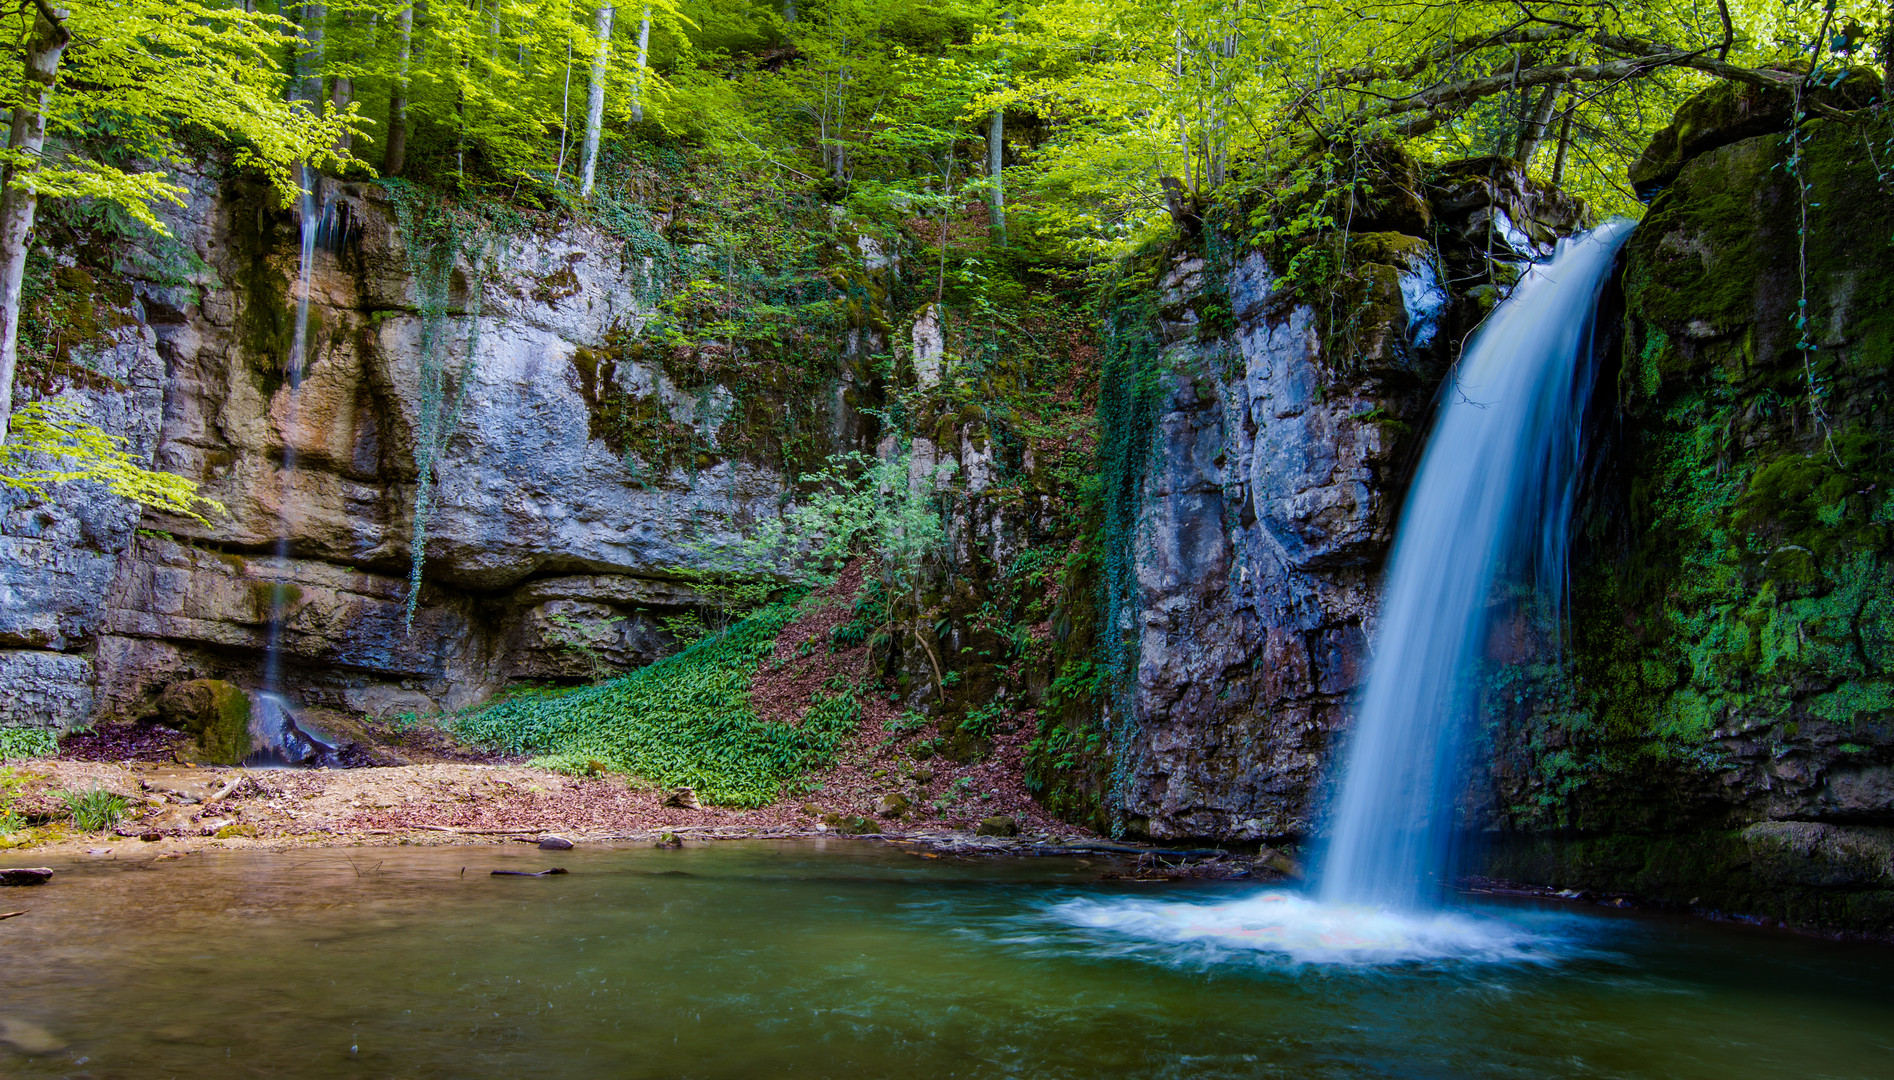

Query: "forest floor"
<box><xmin>0</xmin><ymin>756</ymin><xmax>1279</xmax><ymax>883</ymax></box>
<box><xmin>0</xmin><ymin>573</ymin><xmax>1289</xmax><ymax>880</ymax></box>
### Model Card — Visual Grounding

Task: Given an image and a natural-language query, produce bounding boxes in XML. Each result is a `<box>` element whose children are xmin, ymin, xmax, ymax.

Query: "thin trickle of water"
<box><xmin>253</xmin><ymin>168</ymin><xmax>329</xmax><ymax>767</ymax></box>
<box><xmin>1317</xmin><ymin>220</ymin><xmax>1635</xmax><ymax>910</ymax></box>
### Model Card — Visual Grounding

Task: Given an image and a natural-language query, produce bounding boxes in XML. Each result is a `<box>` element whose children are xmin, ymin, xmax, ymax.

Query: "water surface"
<box><xmin>3</xmin><ymin>841</ymin><xmax>1890</xmax><ymax>1078</ymax></box>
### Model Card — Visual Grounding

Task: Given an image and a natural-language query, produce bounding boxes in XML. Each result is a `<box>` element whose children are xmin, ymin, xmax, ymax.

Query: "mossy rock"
<box><xmin>975</xmin><ymin>815</ymin><xmax>1019</xmax><ymax>837</ymax></box>
<box><xmin>821</xmin><ymin>812</ymin><xmax>876</xmax><ymax>835</ymax></box>
<box><xmin>156</xmin><ymin>680</ymin><xmax>252</xmax><ymax>766</ymax></box>
<box><xmin>1627</xmin><ymin>67</ymin><xmax>1884</xmax><ymax>199</ymax></box>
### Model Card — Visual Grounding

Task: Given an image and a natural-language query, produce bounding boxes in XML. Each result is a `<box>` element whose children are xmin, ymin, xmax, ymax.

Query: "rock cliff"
<box><xmin>1113</xmin><ymin>158</ymin><xmax>1585</xmax><ymax>841</ymax></box>
<box><xmin>0</xmin><ymin>169</ymin><xmax>869</xmax><ymax>729</ymax></box>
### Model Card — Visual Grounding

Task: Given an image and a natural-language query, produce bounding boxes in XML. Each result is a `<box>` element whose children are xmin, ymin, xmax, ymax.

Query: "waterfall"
<box><xmin>252</xmin><ymin>167</ymin><xmax>335</xmax><ymax>768</ymax></box>
<box><xmin>1316</xmin><ymin>220</ymin><xmax>1635</xmax><ymax>910</ymax></box>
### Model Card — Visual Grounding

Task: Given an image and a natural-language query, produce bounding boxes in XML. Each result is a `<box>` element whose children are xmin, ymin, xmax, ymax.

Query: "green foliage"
<box><xmin>57</xmin><ymin>785</ymin><xmax>129</xmax><ymax>833</ymax></box>
<box><xmin>7</xmin><ymin>1</ymin><xmax>356</xmax><ymax>227</ymax></box>
<box><xmin>542</xmin><ymin>611</ymin><xmax>627</xmax><ymax>682</ymax></box>
<box><xmin>0</xmin><ymin>766</ymin><xmax>28</xmax><ymax>834</ymax></box>
<box><xmin>0</xmin><ymin>727</ymin><xmax>57</xmax><ymax>763</ymax></box>
<box><xmin>1091</xmin><ymin>252</ymin><xmax>1169</xmax><ymax>831</ymax></box>
<box><xmin>456</xmin><ymin>603</ymin><xmax>862</xmax><ymax>806</ymax></box>
<box><xmin>0</xmin><ymin>400</ymin><xmax>222</xmax><ymax>523</ymax></box>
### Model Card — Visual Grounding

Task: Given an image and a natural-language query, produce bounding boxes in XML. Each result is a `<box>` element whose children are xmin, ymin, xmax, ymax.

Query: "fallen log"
<box><xmin>490</xmin><ymin>868</ymin><xmax>568</xmax><ymax>877</ymax></box>
<box><xmin>0</xmin><ymin>910</ymin><xmax>25</xmax><ymax>920</ymax></box>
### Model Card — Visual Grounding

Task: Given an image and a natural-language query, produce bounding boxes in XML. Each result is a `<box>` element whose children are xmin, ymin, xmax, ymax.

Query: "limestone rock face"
<box><xmin>2</xmin><ymin>170</ymin><xmax>863</xmax><ymax>730</ymax></box>
<box><xmin>1116</xmin><ymin>160</ymin><xmax>1584</xmax><ymax>842</ymax></box>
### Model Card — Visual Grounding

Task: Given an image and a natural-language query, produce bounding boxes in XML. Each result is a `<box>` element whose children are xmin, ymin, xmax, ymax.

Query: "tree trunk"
<box><xmin>1513</xmin><ymin>83</ymin><xmax>1562</xmax><ymax>164</ymax></box>
<box><xmin>629</xmin><ymin>6</ymin><xmax>651</xmax><ymax>123</ymax></box>
<box><xmin>0</xmin><ymin>3</ymin><xmax>71</xmax><ymax>441</ymax></box>
<box><xmin>988</xmin><ymin>8</ymin><xmax>1012</xmax><ymax>246</ymax></box>
<box><xmin>986</xmin><ymin>108</ymin><xmax>1004</xmax><ymax>246</ymax></box>
<box><xmin>297</xmin><ymin>2</ymin><xmax>326</xmax><ymax>109</ymax></box>
<box><xmin>580</xmin><ymin>4</ymin><xmax>615</xmax><ymax>198</ymax></box>
<box><xmin>1550</xmin><ymin>104</ymin><xmax>1575</xmax><ymax>187</ymax></box>
<box><xmin>385</xmin><ymin>3</ymin><xmax>412</xmax><ymax>176</ymax></box>
<box><xmin>329</xmin><ymin>9</ymin><xmax>353</xmax><ymax>159</ymax></box>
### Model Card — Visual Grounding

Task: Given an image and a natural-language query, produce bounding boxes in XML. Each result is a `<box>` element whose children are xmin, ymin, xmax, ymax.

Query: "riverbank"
<box><xmin>0</xmin><ymin>757</ymin><xmax>1288</xmax><ymax>882</ymax></box>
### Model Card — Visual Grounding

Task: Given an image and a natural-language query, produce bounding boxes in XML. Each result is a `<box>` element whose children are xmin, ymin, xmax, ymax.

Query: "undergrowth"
<box><xmin>0</xmin><ymin>727</ymin><xmax>58</xmax><ymax>762</ymax></box>
<box><xmin>453</xmin><ymin>603</ymin><xmax>860</xmax><ymax>807</ymax></box>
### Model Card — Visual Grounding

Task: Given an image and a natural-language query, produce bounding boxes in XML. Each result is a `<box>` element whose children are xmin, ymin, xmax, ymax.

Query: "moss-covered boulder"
<box><xmin>156</xmin><ymin>680</ymin><xmax>252</xmax><ymax>765</ymax></box>
<box><xmin>1627</xmin><ymin>69</ymin><xmax>1883</xmax><ymax>199</ymax></box>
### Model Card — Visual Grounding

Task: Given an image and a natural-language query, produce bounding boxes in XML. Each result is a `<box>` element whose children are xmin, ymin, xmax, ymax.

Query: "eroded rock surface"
<box><xmin>1</xmin><ymin>172</ymin><xmax>865</xmax><ymax>729</ymax></box>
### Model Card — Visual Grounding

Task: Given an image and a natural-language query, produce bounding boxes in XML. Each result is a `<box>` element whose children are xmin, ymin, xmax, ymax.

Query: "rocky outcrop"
<box><xmin>1109</xmin><ymin>89</ymin><xmax>1894</xmax><ymax>930</ymax></box>
<box><xmin>0</xmin><ymin>169</ymin><xmax>871</xmax><ymax>730</ymax></box>
<box><xmin>1117</xmin><ymin>159</ymin><xmax>1586</xmax><ymax>841</ymax></box>
<box><xmin>1477</xmin><ymin>92</ymin><xmax>1894</xmax><ymax>931</ymax></box>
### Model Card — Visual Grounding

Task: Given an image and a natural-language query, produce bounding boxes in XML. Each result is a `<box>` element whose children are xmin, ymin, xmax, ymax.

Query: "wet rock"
<box><xmin>156</xmin><ymin>679</ymin><xmax>251</xmax><ymax>765</ymax></box>
<box><xmin>821</xmin><ymin>813</ymin><xmax>876</xmax><ymax>835</ymax></box>
<box><xmin>537</xmin><ymin>836</ymin><xmax>574</xmax><ymax>850</ymax></box>
<box><xmin>654</xmin><ymin>831</ymin><xmax>683</xmax><ymax>849</ymax></box>
<box><xmin>0</xmin><ymin>867</ymin><xmax>53</xmax><ymax>886</ymax></box>
<box><xmin>974</xmin><ymin>816</ymin><xmax>1018</xmax><ymax>837</ymax></box>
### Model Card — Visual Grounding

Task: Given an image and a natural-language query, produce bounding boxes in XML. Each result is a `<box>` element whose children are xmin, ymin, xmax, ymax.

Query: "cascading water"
<box><xmin>1052</xmin><ymin>221</ymin><xmax>1634</xmax><ymax>964</ymax></box>
<box><xmin>1316</xmin><ymin>219</ymin><xmax>1635</xmax><ymax>909</ymax></box>
<box><xmin>251</xmin><ymin>166</ymin><xmax>338</xmax><ymax>768</ymax></box>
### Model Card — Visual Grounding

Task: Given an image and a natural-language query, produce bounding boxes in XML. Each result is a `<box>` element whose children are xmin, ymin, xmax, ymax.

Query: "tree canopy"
<box><xmin>3</xmin><ymin>0</ymin><xmax>1886</xmax><ymax>261</ymax></box>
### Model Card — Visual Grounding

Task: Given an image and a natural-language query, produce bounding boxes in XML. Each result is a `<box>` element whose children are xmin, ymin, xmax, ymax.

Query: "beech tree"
<box><xmin>0</xmin><ymin>0</ymin><xmax>352</xmax><ymax>439</ymax></box>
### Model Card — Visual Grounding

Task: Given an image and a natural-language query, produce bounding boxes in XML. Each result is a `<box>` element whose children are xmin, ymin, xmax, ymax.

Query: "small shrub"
<box><xmin>58</xmin><ymin>786</ymin><xmax>129</xmax><ymax>833</ymax></box>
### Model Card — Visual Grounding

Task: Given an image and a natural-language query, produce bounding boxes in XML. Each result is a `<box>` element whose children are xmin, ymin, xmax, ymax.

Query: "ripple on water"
<box><xmin>1047</xmin><ymin>889</ymin><xmax>1599</xmax><ymax>969</ymax></box>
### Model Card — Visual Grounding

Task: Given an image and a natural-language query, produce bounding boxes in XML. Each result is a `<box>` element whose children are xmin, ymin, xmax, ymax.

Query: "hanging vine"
<box><xmin>1785</xmin><ymin>0</ymin><xmax>1841</xmax><ymax>462</ymax></box>
<box><xmin>1092</xmin><ymin>254</ymin><xmax>1169</xmax><ymax>835</ymax></box>
<box><xmin>383</xmin><ymin>180</ymin><xmax>506</xmax><ymax>628</ymax></box>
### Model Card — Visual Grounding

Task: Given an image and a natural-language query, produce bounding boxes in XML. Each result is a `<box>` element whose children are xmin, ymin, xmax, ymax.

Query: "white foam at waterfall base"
<box><xmin>1049</xmin><ymin>890</ymin><xmax>1580</xmax><ymax>967</ymax></box>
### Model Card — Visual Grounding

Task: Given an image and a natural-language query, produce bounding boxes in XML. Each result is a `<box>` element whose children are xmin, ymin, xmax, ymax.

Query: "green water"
<box><xmin>2</xmin><ymin>841</ymin><xmax>1890</xmax><ymax>1079</ymax></box>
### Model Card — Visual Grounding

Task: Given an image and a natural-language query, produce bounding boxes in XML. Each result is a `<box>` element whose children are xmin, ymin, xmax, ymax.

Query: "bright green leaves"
<box><xmin>455</xmin><ymin>604</ymin><xmax>861</xmax><ymax>807</ymax></box>
<box><xmin>0</xmin><ymin>399</ymin><xmax>224</xmax><ymax>524</ymax></box>
<box><xmin>17</xmin><ymin>2</ymin><xmax>358</xmax><ymax>220</ymax></box>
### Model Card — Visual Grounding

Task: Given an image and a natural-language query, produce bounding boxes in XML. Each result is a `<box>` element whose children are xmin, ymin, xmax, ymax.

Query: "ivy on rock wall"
<box><xmin>1489</xmin><ymin>96</ymin><xmax>1894</xmax><ymax>832</ymax></box>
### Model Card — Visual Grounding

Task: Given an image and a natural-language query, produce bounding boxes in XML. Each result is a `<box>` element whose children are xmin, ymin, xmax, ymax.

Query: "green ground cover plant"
<box><xmin>455</xmin><ymin>602</ymin><xmax>860</xmax><ymax>806</ymax></box>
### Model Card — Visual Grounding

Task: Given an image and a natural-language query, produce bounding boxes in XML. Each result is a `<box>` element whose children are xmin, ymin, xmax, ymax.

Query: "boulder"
<box><xmin>821</xmin><ymin>812</ymin><xmax>876</xmax><ymax>835</ymax></box>
<box><xmin>155</xmin><ymin>679</ymin><xmax>251</xmax><ymax>765</ymax></box>
<box><xmin>0</xmin><ymin>867</ymin><xmax>52</xmax><ymax>886</ymax></box>
<box><xmin>1627</xmin><ymin>69</ymin><xmax>1883</xmax><ymax>199</ymax></box>
<box><xmin>975</xmin><ymin>815</ymin><xmax>1019</xmax><ymax>837</ymax></box>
